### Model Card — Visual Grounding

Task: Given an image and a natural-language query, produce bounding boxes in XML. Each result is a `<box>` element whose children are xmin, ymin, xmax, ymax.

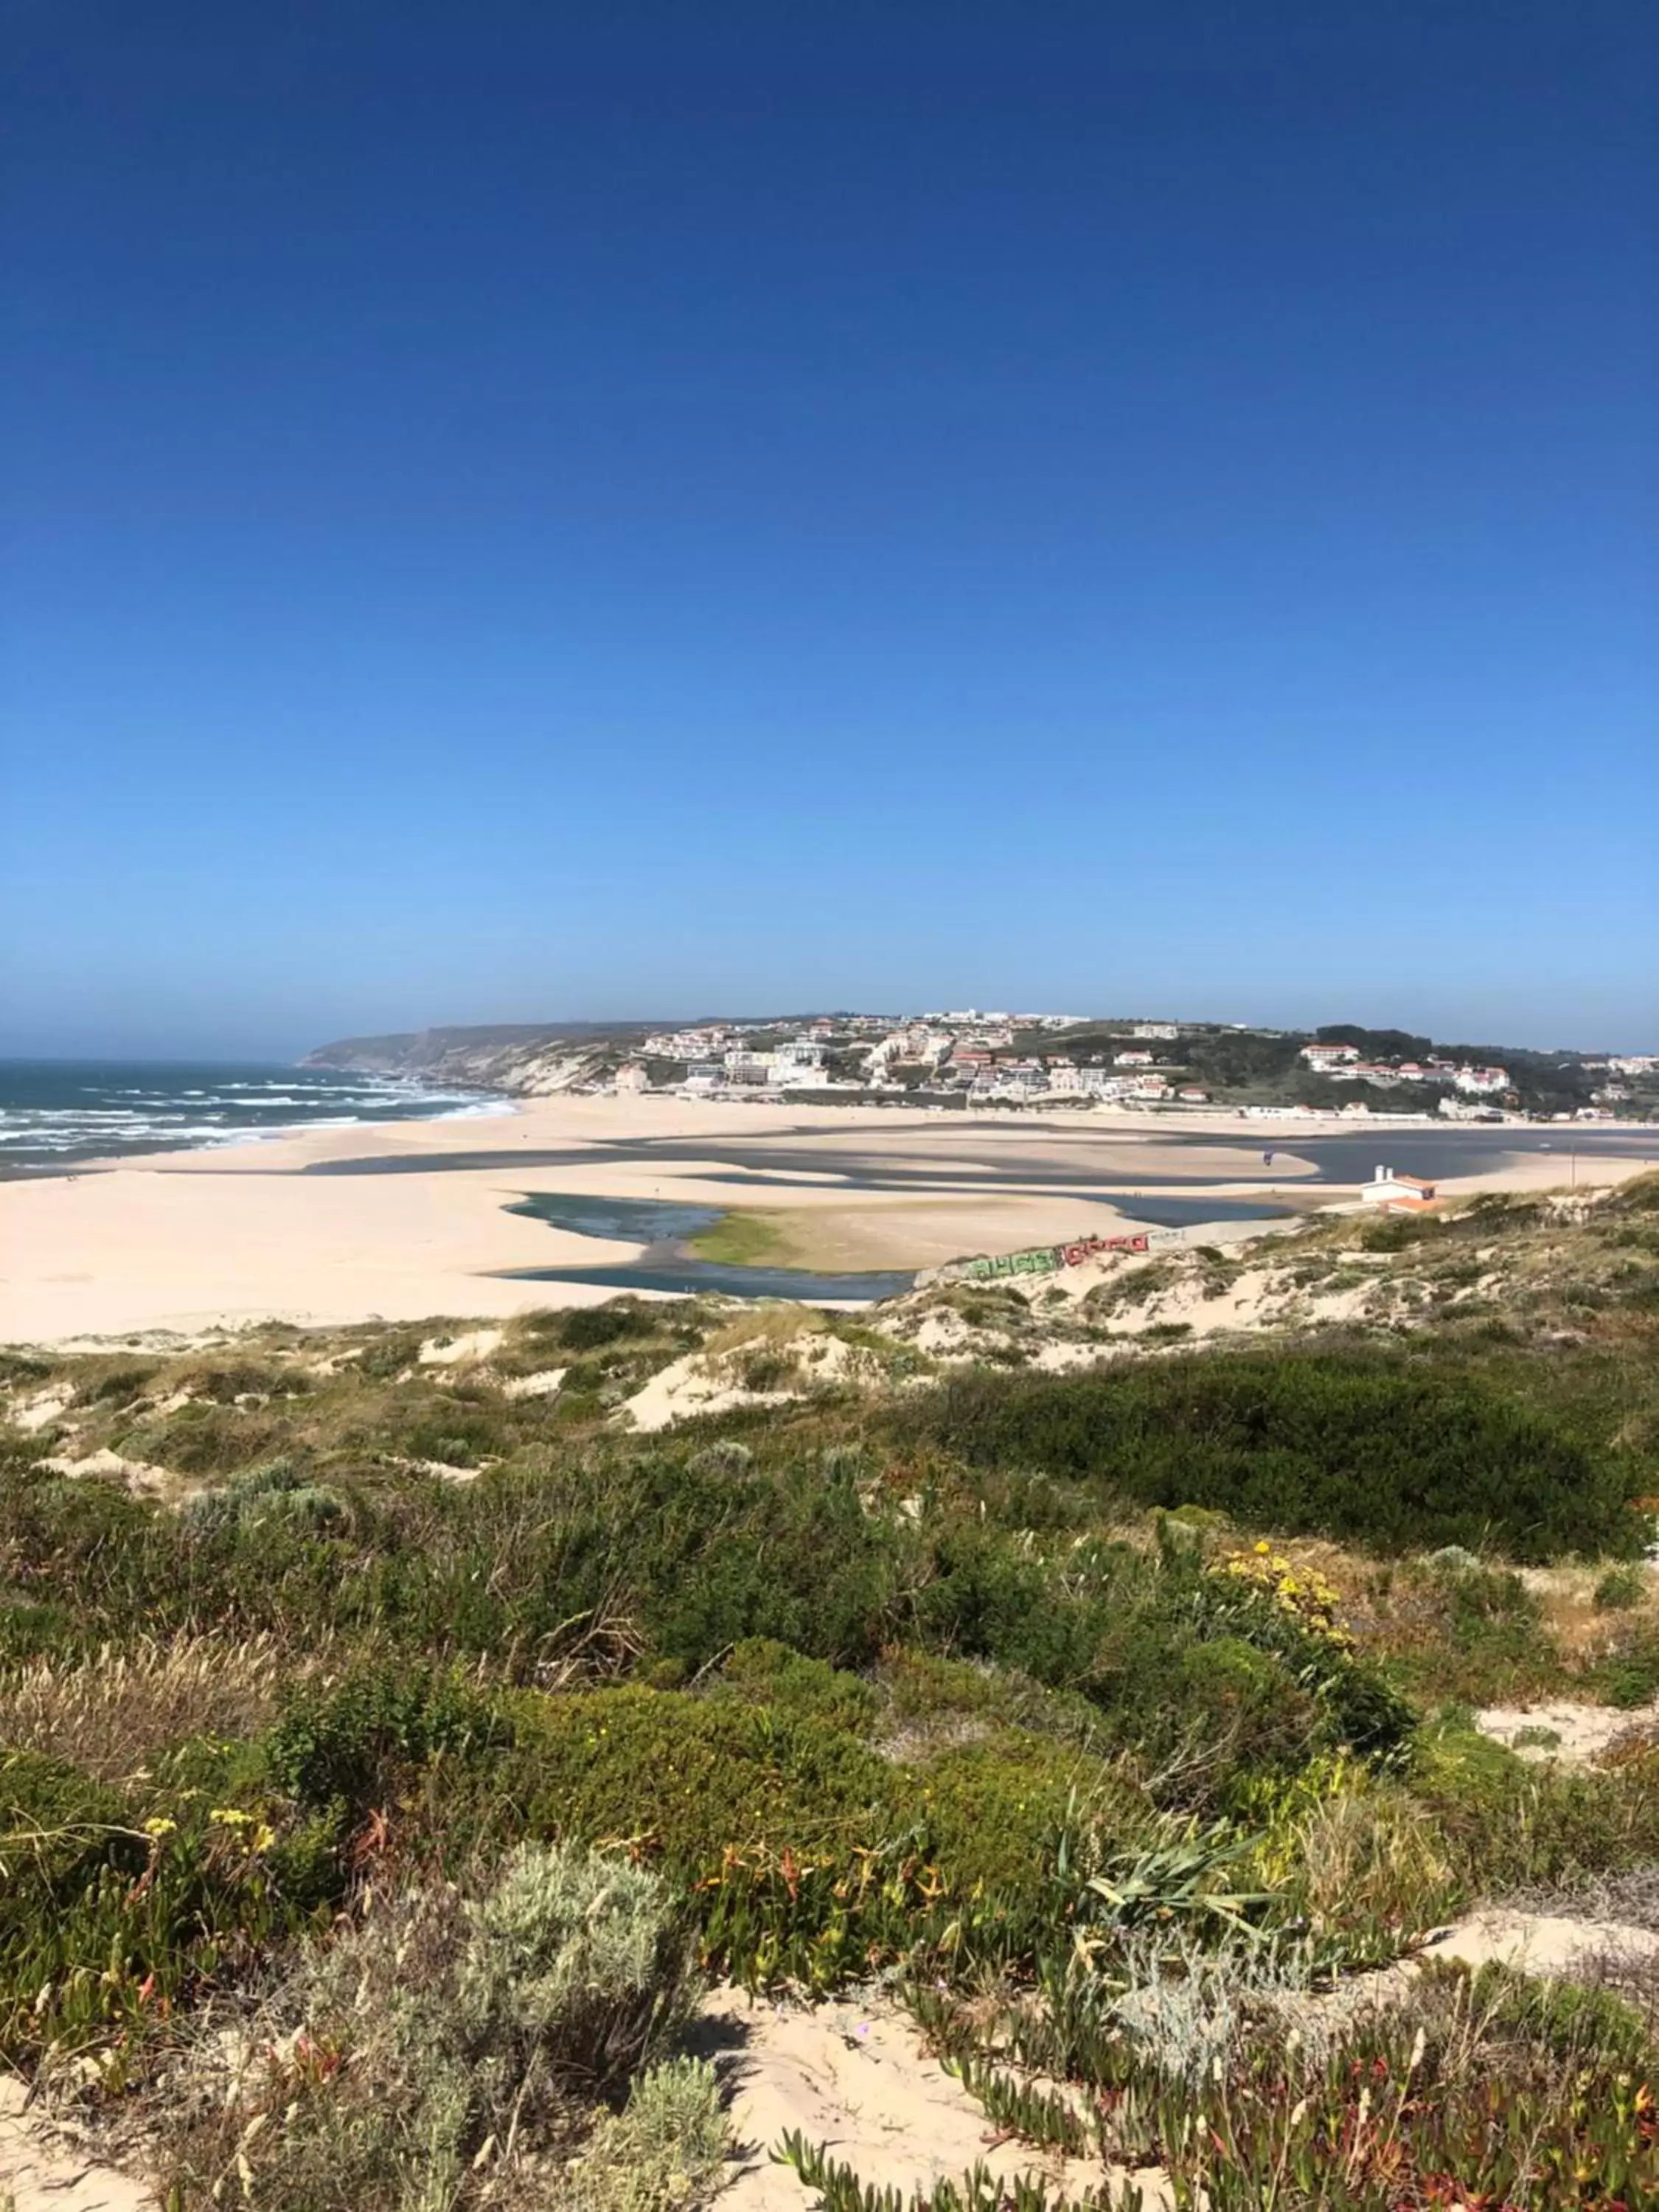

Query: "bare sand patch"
<box><xmin>1475</xmin><ymin>1700</ymin><xmax>1659</xmax><ymax>1764</ymax></box>
<box><xmin>696</xmin><ymin>1983</ymin><xmax>1166</xmax><ymax>2211</ymax></box>
<box><xmin>1422</xmin><ymin>1910</ymin><xmax>1659</xmax><ymax>1977</ymax></box>
<box><xmin>0</xmin><ymin>2078</ymin><xmax>153</xmax><ymax>2212</ymax></box>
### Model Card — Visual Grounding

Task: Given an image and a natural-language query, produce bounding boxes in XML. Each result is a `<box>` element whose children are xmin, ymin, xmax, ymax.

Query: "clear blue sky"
<box><xmin>4</xmin><ymin>0</ymin><xmax>1655</xmax><ymax>1057</ymax></box>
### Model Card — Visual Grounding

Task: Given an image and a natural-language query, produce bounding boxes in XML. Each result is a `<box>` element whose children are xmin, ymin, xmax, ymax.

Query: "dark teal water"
<box><xmin>500</xmin><ymin>1192</ymin><xmax>914</xmax><ymax>1301</ymax></box>
<box><xmin>498</xmin><ymin>1188</ymin><xmax>1293</xmax><ymax>1301</ymax></box>
<box><xmin>303</xmin><ymin>1124</ymin><xmax>1659</xmax><ymax>1190</ymax></box>
<box><xmin>502</xmin><ymin>1258</ymin><xmax>919</xmax><ymax>1300</ymax></box>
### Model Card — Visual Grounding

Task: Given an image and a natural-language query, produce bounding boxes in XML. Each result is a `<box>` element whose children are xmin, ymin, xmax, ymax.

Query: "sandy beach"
<box><xmin>1</xmin><ymin>1094</ymin><xmax>1654</xmax><ymax>1346</ymax></box>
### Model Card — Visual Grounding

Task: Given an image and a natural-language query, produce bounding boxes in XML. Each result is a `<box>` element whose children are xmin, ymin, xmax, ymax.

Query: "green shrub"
<box><xmin>69</xmin><ymin>1360</ymin><xmax>159</xmax><ymax>1409</ymax></box>
<box><xmin>514</xmin><ymin>1687</ymin><xmax>899</xmax><ymax>1868</ymax></box>
<box><xmin>181</xmin><ymin>1458</ymin><xmax>348</xmax><ymax>1539</ymax></box>
<box><xmin>1592</xmin><ymin>1621</ymin><xmax>1659</xmax><ymax>1708</ymax></box>
<box><xmin>892</xmin><ymin>1354</ymin><xmax>1640</xmax><ymax>1560</ymax></box>
<box><xmin>264</xmin><ymin>1663</ymin><xmax>509</xmax><ymax>1814</ymax></box>
<box><xmin>1413</xmin><ymin>1722</ymin><xmax>1659</xmax><ymax>1890</ymax></box>
<box><xmin>121</xmin><ymin>1399</ymin><xmax>288</xmax><ymax>1476</ymax></box>
<box><xmin>1593</xmin><ymin>1562</ymin><xmax>1650</xmax><ymax>1613</ymax></box>
<box><xmin>352</xmin><ymin>1329</ymin><xmax>424</xmax><ymax>1380</ymax></box>
<box><xmin>714</xmin><ymin>1638</ymin><xmax>879</xmax><ymax>1735</ymax></box>
<box><xmin>554</xmin><ymin>1303</ymin><xmax>668</xmax><ymax>1354</ymax></box>
<box><xmin>1170</xmin><ymin>1637</ymin><xmax>1321</xmax><ymax>1781</ymax></box>
<box><xmin>877</xmin><ymin>1651</ymin><xmax>1102</xmax><ymax>1750</ymax></box>
<box><xmin>909</xmin><ymin>1732</ymin><xmax>1154</xmax><ymax>1897</ymax></box>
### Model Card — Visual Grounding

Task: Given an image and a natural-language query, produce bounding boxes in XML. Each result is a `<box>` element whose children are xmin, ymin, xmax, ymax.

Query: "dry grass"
<box><xmin>0</xmin><ymin>1633</ymin><xmax>332</xmax><ymax>1784</ymax></box>
<box><xmin>1273</xmin><ymin>1776</ymin><xmax>1459</xmax><ymax>1942</ymax></box>
<box><xmin>700</xmin><ymin>1303</ymin><xmax>830</xmax><ymax>1359</ymax></box>
<box><xmin>1519</xmin><ymin>1562</ymin><xmax>1659</xmax><ymax>1664</ymax></box>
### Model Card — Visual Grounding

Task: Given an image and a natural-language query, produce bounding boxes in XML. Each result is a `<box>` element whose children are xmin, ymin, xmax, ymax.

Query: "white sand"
<box><xmin>1</xmin><ymin>1095</ymin><xmax>1652</xmax><ymax>1346</ymax></box>
<box><xmin>698</xmin><ymin>1983</ymin><xmax>1166</xmax><ymax>2210</ymax></box>
<box><xmin>0</xmin><ymin>2077</ymin><xmax>153</xmax><ymax>2212</ymax></box>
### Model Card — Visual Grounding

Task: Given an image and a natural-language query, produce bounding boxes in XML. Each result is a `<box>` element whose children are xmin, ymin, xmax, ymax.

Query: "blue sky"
<box><xmin>4</xmin><ymin>0</ymin><xmax>1655</xmax><ymax>1057</ymax></box>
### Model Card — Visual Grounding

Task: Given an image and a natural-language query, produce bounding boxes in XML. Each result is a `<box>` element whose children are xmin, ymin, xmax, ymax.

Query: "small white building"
<box><xmin>614</xmin><ymin>1062</ymin><xmax>650</xmax><ymax>1095</ymax></box>
<box><xmin>1455</xmin><ymin>1065</ymin><xmax>1510</xmax><ymax>1095</ymax></box>
<box><xmin>1114</xmin><ymin>1049</ymin><xmax>1155</xmax><ymax>1067</ymax></box>
<box><xmin>1301</xmin><ymin>1043</ymin><xmax>1360</xmax><ymax>1069</ymax></box>
<box><xmin>1360</xmin><ymin>1165</ymin><xmax>1438</xmax><ymax>1210</ymax></box>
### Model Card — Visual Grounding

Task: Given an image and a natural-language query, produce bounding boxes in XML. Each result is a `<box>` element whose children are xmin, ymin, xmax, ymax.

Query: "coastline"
<box><xmin>0</xmin><ymin>1062</ymin><xmax>515</xmax><ymax>1180</ymax></box>
<box><xmin>1</xmin><ymin>1091</ymin><xmax>1654</xmax><ymax>1346</ymax></box>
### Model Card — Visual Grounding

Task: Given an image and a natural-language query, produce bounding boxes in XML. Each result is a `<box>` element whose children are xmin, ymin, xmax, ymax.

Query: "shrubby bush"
<box><xmin>513</xmin><ymin>1686</ymin><xmax>900</xmax><ymax>1867</ymax></box>
<box><xmin>181</xmin><ymin>1456</ymin><xmax>348</xmax><ymax>1538</ymax></box>
<box><xmin>264</xmin><ymin>1660</ymin><xmax>509</xmax><ymax>1814</ymax></box>
<box><xmin>571</xmin><ymin>2056</ymin><xmax>729</xmax><ymax>2212</ymax></box>
<box><xmin>163</xmin><ymin>1841</ymin><xmax>707</xmax><ymax>2212</ymax></box>
<box><xmin>892</xmin><ymin>1352</ymin><xmax>1642</xmax><ymax>1560</ymax></box>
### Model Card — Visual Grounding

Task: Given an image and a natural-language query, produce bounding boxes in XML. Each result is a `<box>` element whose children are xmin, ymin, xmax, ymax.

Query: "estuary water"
<box><xmin>496</xmin><ymin>1189</ymin><xmax>1295</xmax><ymax>1302</ymax></box>
<box><xmin>499</xmin><ymin>1192</ymin><xmax>916</xmax><ymax>1301</ymax></box>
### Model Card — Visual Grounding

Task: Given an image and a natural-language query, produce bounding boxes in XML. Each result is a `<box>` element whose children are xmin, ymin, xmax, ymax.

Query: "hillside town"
<box><xmin>594</xmin><ymin>1013</ymin><xmax>1659</xmax><ymax>1124</ymax></box>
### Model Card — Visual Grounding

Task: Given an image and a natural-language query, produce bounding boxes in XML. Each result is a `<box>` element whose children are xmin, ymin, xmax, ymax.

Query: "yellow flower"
<box><xmin>142</xmin><ymin>1815</ymin><xmax>178</xmax><ymax>1839</ymax></box>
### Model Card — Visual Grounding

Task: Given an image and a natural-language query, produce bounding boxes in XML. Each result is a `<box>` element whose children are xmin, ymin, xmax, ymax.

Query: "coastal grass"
<box><xmin>685</xmin><ymin>1206</ymin><xmax>810</xmax><ymax>1267</ymax></box>
<box><xmin>2</xmin><ymin>1188</ymin><xmax>1659</xmax><ymax>2202</ymax></box>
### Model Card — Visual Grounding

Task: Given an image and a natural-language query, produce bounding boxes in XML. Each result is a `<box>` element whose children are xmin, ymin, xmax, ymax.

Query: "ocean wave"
<box><xmin>0</xmin><ymin>1063</ymin><xmax>508</xmax><ymax>1167</ymax></box>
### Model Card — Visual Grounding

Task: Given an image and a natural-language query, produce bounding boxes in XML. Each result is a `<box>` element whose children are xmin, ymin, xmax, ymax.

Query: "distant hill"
<box><xmin>300</xmin><ymin>1022</ymin><xmax>659</xmax><ymax>1092</ymax></box>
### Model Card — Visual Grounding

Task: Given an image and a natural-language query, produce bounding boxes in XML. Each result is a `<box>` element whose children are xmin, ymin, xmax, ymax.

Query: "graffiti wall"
<box><xmin>941</xmin><ymin>1231</ymin><xmax>1150</xmax><ymax>1283</ymax></box>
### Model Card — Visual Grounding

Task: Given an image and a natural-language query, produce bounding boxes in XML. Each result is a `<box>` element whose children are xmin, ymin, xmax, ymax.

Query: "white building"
<box><xmin>1301</xmin><ymin>1043</ymin><xmax>1360</xmax><ymax>1069</ymax></box>
<box><xmin>1114</xmin><ymin>1049</ymin><xmax>1155</xmax><ymax>1067</ymax></box>
<box><xmin>723</xmin><ymin>1048</ymin><xmax>775</xmax><ymax>1085</ymax></box>
<box><xmin>773</xmin><ymin>1041</ymin><xmax>827</xmax><ymax>1085</ymax></box>
<box><xmin>1130</xmin><ymin>1023</ymin><xmax>1179</xmax><ymax>1041</ymax></box>
<box><xmin>1360</xmin><ymin>1165</ymin><xmax>1439</xmax><ymax>1210</ymax></box>
<box><xmin>614</xmin><ymin>1062</ymin><xmax>650</xmax><ymax>1095</ymax></box>
<box><xmin>1455</xmin><ymin>1065</ymin><xmax>1510</xmax><ymax>1095</ymax></box>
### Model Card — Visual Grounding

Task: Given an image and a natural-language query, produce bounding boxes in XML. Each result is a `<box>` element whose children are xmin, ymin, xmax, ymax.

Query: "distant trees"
<box><xmin>1315</xmin><ymin>1023</ymin><xmax>1434</xmax><ymax>1061</ymax></box>
<box><xmin>1180</xmin><ymin>1031</ymin><xmax>1304</xmax><ymax>1091</ymax></box>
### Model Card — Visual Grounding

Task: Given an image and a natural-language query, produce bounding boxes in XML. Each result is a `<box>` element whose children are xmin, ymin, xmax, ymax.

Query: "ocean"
<box><xmin>0</xmin><ymin>1060</ymin><xmax>507</xmax><ymax>1175</ymax></box>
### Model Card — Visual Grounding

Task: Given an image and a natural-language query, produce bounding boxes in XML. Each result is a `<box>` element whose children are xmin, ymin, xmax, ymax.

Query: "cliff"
<box><xmin>300</xmin><ymin>1023</ymin><xmax>642</xmax><ymax>1094</ymax></box>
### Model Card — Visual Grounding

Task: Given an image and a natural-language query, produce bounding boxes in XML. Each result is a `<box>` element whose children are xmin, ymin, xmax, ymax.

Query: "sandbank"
<box><xmin>1</xmin><ymin>1093</ymin><xmax>1653</xmax><ymax>1346</ymax></box>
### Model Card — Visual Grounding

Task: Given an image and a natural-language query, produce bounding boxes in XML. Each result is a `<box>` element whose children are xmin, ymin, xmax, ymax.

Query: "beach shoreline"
<box><xmin>1</xmin><ymin>1092</ymin><xmax>1654</xmax><ymax>1346</ymax></box>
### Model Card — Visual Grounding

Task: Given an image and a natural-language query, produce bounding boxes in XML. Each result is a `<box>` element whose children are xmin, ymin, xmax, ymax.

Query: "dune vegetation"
<box><xmin>2</xmin><ymin>1177</ymin><xmax>1659</xmax><ymax>2207</ymax></box>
